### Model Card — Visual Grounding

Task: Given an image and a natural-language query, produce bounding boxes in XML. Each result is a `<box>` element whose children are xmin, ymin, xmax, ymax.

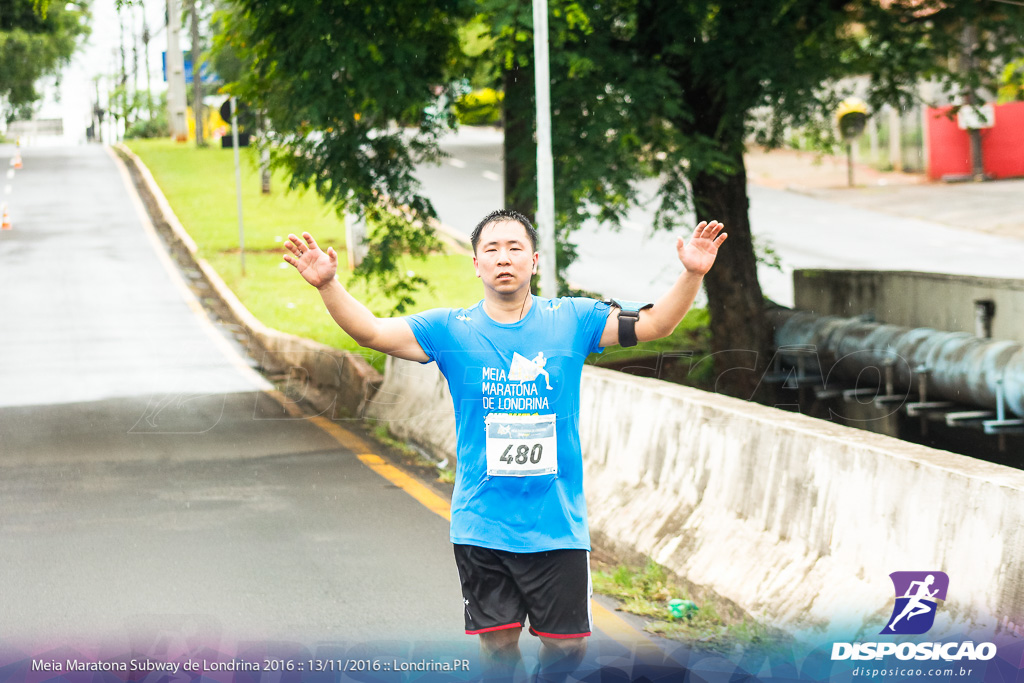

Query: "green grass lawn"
<box><xmin>127</xmin><ymin>138</ymin><xmax>482</xmax><ymax>364</ymax></box>
<box><xmin>128</xmin><ymin>138</ymin><xmax>349</xmax><ymax>254</ymax></box>
<box><xmin>126</xmin><ymin>138</ymin><xmax>710</xmax><ymax>375</ymax></box>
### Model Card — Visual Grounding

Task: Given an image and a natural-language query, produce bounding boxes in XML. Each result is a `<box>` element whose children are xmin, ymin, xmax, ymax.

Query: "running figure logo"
<box><xmin>881</xmin><ymin>571</ymin><xmax>949</xmax><ymax>635</ymax></box>
<box><xmin>508</xmin><ymin>352</ymin><xmax>553</xmax><ymax>390</ymax></box>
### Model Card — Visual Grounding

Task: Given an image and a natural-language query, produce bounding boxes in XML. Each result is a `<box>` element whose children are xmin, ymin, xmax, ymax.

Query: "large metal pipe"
<box><xmin>768</xmin><ymin>309</ymin><xmax>1024</xmax><ymax>417</ymax></box>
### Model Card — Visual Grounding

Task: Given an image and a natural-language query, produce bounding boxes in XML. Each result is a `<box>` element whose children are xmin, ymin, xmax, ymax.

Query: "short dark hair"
<box><xmin>470</xmin><ymin>209</ymin><xmax>538</xmax><ymax>254</ymax></box>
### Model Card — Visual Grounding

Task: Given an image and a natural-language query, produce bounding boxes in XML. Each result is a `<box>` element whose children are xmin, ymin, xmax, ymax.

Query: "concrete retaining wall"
<box><xmin>366</xmin><ymin>356</ymin><xmax>458</xmax><ymax>463</ymax></box>
<box><xmin>123</xmin><ymin>143</ymin><xmax>1024</xmax><ymax>636</ymax></box>
<box><xmin>794</xmin><ymin>270</ymin><xmax>1024</xmax><ymax>340</ymax></box>
<box><xmin>115</xmin><ymin>144</ymin><xmax>382</xmax><ymax>418</ymax></box>
<box><xmin>368</xmin><ymin>357</ymin><xmax>1024</xmax><ymax>636</ymax></box>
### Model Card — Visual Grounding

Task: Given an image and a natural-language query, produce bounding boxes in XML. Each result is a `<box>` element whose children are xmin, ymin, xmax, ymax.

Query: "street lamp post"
<box><xmin>166</xmin><ymin>0</ymin><xmax>188</xmax><ymax>140</ymax></box>
<box><xmin>533</xmin><ymin>0</ymin><xmax>557</xmax><ymax>298</ymax></box>
<box><xmin>231</xmin><ymin>96</ymin><xmax>246</xmax><ymax>276</ymax></box>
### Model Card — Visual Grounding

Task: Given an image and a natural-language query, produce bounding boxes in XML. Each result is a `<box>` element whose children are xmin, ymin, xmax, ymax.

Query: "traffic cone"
<box><xmin>12</xmin><ymin>153</ymin><xmax>22</xmax><ymax>170</ymax></box>
<box><xmin>1</xmin><ymin>205</ymin><xmax>11</xmax><ymax>230</ymax></box>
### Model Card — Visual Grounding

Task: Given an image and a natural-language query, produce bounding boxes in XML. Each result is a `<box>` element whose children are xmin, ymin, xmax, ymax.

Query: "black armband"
<box><xmin>605</xmin><ymin>298</ymin><xmax>654</xmax><ymax>348</ymax></box>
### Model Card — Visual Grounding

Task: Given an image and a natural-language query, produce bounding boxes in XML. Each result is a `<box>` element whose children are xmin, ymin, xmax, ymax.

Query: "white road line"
<box><xmin>482</xmin><ymin>170</ymin><xmax>501</xmax><ymax>182</ymax></box>
<box><xmin>448</xmin><ymin>158</ymin><xmax>467</xmax><ymax>168</ymax></box>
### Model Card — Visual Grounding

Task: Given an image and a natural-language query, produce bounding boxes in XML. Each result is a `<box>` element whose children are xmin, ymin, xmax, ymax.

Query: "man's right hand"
<box><xmin>283</xmin><ymin>231</ymin><xmax>429</xmax><ymax>363</ymax></box>
<box><xmin>284</xmin><ymin>232</ymin><xmax>338</xmax><ymax>289</ymax></box>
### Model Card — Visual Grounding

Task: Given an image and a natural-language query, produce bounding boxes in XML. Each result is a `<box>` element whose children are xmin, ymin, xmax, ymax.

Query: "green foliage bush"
<box><xmin>125</xmin><ymin>92</ymin><xmax>170</xmax><ymax>139</ymax></box>
<box><xmin>999</xmin><ymin>59</ymin><xmax>1024</xmax><ymax>103</ymax></box>
<box><xmin>454</xmin><ymin>88</ymin><xmax>503</xmax><ymax>126</ymax></box>
<box><xmin>126</xmin><ymin>115</ymin><xmax>170</xmax><ymax>139</ymax></box>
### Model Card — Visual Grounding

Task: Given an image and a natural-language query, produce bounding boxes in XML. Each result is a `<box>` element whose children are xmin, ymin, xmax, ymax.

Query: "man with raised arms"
<box><xmin>283</xmin><ymin>209</ymin><xmax>726</xmax><ymax>682</ymax></box>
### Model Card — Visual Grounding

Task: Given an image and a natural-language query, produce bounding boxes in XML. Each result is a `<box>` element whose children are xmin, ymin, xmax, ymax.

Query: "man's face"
<box><xmin>473</xmin><ymin>220</ymin><xmax>539</xmax><ymax>295</ymax></box>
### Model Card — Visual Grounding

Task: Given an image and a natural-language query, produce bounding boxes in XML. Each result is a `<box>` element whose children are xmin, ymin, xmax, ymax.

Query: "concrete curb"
<box><xmin>432</xmin><ymin>217</ymin><xmax>472</xmax><ymax>253</ymax></box>
<box><xmin>113</xmin><ymin>143</ymin><xmax>383</xmax><ymax>419</ymax></box>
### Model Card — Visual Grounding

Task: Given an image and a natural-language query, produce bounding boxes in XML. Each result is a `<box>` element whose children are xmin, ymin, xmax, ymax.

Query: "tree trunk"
<box><xmin>502</xmin><ymin>62</ymin><xmax>537</xmax><ymax>222</ymax></box>
<box><xmin>190</xmin><ymin>0</ymin><xmax>205</xmax><ymax>147</ymax></box>
<box><xmin>258</xmin><ymin>111</ymin><xmax>271</xmax><ymax>194</ymax></box>
<box><xmin>690</xmin><ymin>153</ymin><xmax>771</xmax><ymax>401</ymax></box>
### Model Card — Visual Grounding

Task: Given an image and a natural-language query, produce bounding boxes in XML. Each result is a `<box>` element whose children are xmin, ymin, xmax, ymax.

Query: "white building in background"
<box><xmin>29</xmin><ymin>0</ymin><xmax>169</xmax><ymax>145</ymax></box>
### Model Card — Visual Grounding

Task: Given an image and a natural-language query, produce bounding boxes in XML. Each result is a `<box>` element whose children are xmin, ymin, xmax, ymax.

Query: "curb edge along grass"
<box><xmin>113</xmin><ymin>142</ymin><xmax>383</xmax><ymax>420</ymax></box>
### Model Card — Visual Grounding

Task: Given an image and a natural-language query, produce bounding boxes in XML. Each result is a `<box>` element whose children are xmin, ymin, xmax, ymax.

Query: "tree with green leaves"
<box><xmin>477</xmin><ymin>1</ymin><xmax>659</xmax><ymax>291</ymax></box>
<box><xmin>211</xmin><ymin>0</ymin><xmax>474</xmax><ymax>312</ymax></box>
<box><xmin>480</xmin><ymin>0</ymin><xmax>1024</xmax><ymax>398</ymax></box>
<box><xmin>210</xmin><ymin>0</ymin><xmax>1024</xmax><ymax>396</ymax></box>
<box><xmin>1</xmin><ymin>0</ymin><xmax>89</xmax><ymax>121</ymax></box>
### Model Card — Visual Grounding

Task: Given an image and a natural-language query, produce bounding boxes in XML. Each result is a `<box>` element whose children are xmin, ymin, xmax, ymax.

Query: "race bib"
<box><xmin>484</xmin><ymin>413</ymin><xmax>557</xmax><ymax>477</ymax></box>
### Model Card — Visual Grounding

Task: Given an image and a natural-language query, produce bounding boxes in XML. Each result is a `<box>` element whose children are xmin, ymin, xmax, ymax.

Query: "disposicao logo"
<box><xmin>882</xmin><ymin>571</ymin><xmax>949</xmax><ymax>635</ymax></box>
<box><xmin>831</xmin><ymin>572</ymin><xmax>997</xmax><ymax>662</ymax></box>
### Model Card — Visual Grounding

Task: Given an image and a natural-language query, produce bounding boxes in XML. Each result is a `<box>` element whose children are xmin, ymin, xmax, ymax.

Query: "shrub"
<box><xmin>454</xmin><ymin>88</ymin><xmax>503</xmax><ymax>126</ymax></box>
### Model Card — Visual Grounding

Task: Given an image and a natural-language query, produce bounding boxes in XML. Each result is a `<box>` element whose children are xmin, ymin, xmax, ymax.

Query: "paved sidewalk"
<box><xmin>746</xmin><ymin>146</ymin><xmax>1024</xmax><ymax>240</ymax></box>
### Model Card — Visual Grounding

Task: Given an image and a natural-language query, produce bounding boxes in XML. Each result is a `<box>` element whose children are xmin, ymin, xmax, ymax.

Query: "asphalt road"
<box><xmin>0</xmin><ymin>392</ymin><xmax>468</xmax><ymax>646</ymax></box>
<box><xmin>0</xmin><ymin>144</ymin><xmax>463</xmax><ymax>650</ymax></box>
<box><xmin>415</xmin><ymin>127</ymin><xmax>1024</xmax><ymax>305</ymax></box>
<box><xmin>0</xmin><ymin>143</ymin><xmax>676</xmax><ymax>682</ymax></box>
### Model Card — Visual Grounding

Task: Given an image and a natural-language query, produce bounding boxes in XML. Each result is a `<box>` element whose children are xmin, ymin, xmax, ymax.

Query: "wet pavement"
<box><xmin>416</xmin><ymin>129</ymin><xmax>1024</xmax><ymax>305</ymax></box>
<box><xmin>0</xmin><ymin>144</ymin><xmax>267</xmax><ymax>407</ymax></box>
<box><xmin>745</xmin><ymin>146</ymin><xmax>1024</xmax><ymax>240</ymax></box>
<box><xmin>0</xmin><ymin>144</ymin><xmax>463</xmax><ymax>648</ymax></box>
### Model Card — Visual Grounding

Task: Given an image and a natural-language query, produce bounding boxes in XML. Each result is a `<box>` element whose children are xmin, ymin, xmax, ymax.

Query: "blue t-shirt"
<box><xmin>406</xmin><ymin>296</ymin><xmax>610</xmax><ymax>553</ymax></box>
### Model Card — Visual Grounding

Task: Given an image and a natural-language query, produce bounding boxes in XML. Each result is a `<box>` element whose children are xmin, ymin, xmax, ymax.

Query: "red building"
<box><xmin>926</xmin><ymin>101</ymin><xmax>1024</xmax><ymax>180</ymax></box>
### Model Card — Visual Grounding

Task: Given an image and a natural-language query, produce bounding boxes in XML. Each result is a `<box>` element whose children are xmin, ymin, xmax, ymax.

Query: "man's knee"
<box><xmin>537</xmin><ymin>637</ymin><xmax>587</xmax><ymax>682</ymax></box>
<box><xmin>538</xmin><ymin>636</ymin><xmax>587</xmax><ymax>660</ymax></box>
<box><xmin>480</xmin><ymin>627</ymin><xmax>524</xmax><ymax>654</ymax></box>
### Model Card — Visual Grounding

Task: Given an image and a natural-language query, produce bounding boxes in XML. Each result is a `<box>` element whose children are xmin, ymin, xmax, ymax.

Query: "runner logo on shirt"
<box><xmin>508</xmin><ymin>352</ymin><xmax>553</xmax><ymax>390</ymax></box>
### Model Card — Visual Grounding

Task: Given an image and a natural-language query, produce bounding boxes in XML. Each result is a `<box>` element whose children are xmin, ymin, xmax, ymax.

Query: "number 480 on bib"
<box><xmin>484</xmin><ymin>413</ymin><xmax>557</xmax><ymax>477</ymax></box>
<box><xmin>500</xmin><ymin>443</ymin><xmax>544</xmax><ymax>465</ymax></box>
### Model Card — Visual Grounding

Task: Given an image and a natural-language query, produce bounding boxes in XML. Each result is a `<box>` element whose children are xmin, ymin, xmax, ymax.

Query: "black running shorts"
<box><xmin>453</xmin><ymin>544</ymin><xmax>592</xmax><ymax>639</ymax></box>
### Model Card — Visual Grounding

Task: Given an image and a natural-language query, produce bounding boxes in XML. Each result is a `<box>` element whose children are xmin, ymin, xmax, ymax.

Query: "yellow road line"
<box><xmin>308</xmin><ymin>415</ymin><xmax>375</xmax><ymax>454</ymax></box>
<box><xmin>591</xmin><ymin>601</ymin><xmax>663</xmax><ymax>652</ymax></box>
<box><xmin>355</xmin><ymin>452</ymin><xmax>452</xmax><ymax>521</ymax></box>
<box><xmin>305</xmin><ymin>414</ymin><xmax>450</xmax><ymax>520</ymax></box>
<box><xmin>274</xmin><ymin>394</ymin><xmax>655</xmax><ymax>647</ymax></box>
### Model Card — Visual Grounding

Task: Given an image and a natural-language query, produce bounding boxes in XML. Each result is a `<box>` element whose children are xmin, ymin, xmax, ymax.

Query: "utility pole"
<box><xmin>532</xmin><ymin>0</ymin><xmax>557</xmax><ymax>299</ymax></box>
<box><xmin>141</xmin><ymin>0</ymin><xmax>153</xmax><ymax>120</ymax></box>
<box><xmin>189</xmin><ymin>0</ymin><xmax>205</xmax><ymax>146</ymax></box>
<box><xmin>231</xmin><ymin>97</ymin><xmax>246</xmax><ymax>276</ymax></box>
<box><xmin>131</xmin><ymin>4</ymin><xmax>139</xmax><ymax>93</ymax></box>
<box><xmin>166</xmin><ymin>0</ymin><xmax>188</xmax><ymax>140</ymax></box>
<box><xmin>257</xmin><ymin>111</ymin><xmax>271</xmax><ymax>194</ymax></box>
<box><xmin>961</xmin><ymin>22</ymin><xmax>985</xmax><ymax>181</ymax></box>
<box><xmin>118</xmin><ymin>5</ymin><xmax>127</xmax><ymax>132</ymax></box>
<box><xmin>93</xmin><ymin>76</ymin><xmax>104</xmax><ymax>144</ymax></box>
<box><xmin>109</xmin><ymin>48</ymin><xmax>120</xmax><ymax>141</ymax></box>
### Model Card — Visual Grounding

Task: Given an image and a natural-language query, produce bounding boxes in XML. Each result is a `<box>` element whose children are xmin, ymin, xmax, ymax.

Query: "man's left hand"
<box><xmin>678</xmin><ymin>220</ymin><xmax>727</xmax><ymax>275</ymax></box>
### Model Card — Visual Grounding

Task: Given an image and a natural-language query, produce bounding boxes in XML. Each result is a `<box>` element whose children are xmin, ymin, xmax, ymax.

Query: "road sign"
<box><xmin>162</xmin><ymin>51</ymin><xmax>219</xmax><ymax>84</ymax></box>
<box><xmin>957</xmin><ymin>104</ymin><xmax>995</xmax><ymax>130</ymax></box>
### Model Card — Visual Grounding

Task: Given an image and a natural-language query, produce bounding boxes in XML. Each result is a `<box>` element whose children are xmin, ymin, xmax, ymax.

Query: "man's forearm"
<box><xmin>638</xmin><ymin>270</ymin><xmax>705</xmax><ymax>340</ymax></box>
<box><xmin>316</xmin><ymin>278</ymin><xmax>381</xmax><ymax>346</ymax></box>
